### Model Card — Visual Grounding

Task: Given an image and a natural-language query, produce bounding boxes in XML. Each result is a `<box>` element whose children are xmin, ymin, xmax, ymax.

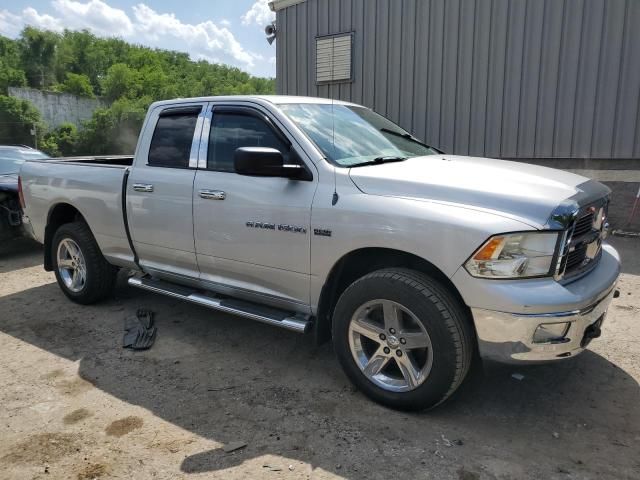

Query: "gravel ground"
<box><xmin>0</xmin><ymin>237</ymin><xmax>638</xmax><ymax>480</ymax></box>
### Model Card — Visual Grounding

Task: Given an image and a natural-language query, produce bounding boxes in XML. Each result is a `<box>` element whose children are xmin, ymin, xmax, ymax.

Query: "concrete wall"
<box><xmin>276</xmin><ymin>0</ymin><xmax>640</xmax><ymax>160</ymax></box>
<box><xmin>8</xmin><ymin>87</ymin><xmax>107</xmax><ymax>129</ymax></box>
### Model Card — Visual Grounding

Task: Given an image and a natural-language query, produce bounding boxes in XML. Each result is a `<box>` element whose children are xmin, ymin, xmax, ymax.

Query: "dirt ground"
<box><xmin>0</xmin><ymin>237</ymin><xmax>638</xmax><ymax>480</ymax></box>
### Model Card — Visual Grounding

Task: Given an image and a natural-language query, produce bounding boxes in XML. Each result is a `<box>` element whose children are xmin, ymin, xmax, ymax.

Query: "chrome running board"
<box><xmin>128</xmin><ymin>276</ymin><xmax>312</xmax><ymax>334</ymax></box>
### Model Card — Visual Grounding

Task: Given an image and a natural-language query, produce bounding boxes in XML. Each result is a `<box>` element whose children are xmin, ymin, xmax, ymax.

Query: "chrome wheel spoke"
<box><xmin>67</xmin><ymin>240</ymin><xmax>80</xmax><ymax>258</ymax></box>
<box><xmin>381</xmin><ymin>300</ymin><xmax>401</xmax><ymax>333</ymax></box>
<box><xmin>401</xmin><ymin>331</ymin><xmax>431</xmax><ymax>350</ymax></box>
<box><xmin>351</xmin><ymin>317</ymin><xmax>385</xmax><ymax>342</ymax></box>
<box><xmin>71</xmin><ymin>270</ymin><xmax>81</xmax><ymax>289</ymax></box>
<box><xmin>58</xmin><ymin>258</ymin><xmax>74</xmax><ymax>269</ymax></box>
<box><xmin>363</xmin><ymin>348</ymin><xmax>390</xmax><ymax>377</ymax></box>
<box><xmin>395</xmin><ymin>353</ymin><xmax>421</xmax><ymax>389</ymax></box>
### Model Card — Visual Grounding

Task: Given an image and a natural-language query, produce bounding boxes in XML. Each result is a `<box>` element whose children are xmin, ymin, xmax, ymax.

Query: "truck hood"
<box><xmin>348</xmin><ymin>155</ymin><xmax>604</xmax><ymax>228</ymax></box>
<box><xmin>0</xmin><ymin>173</ymin><xmax>18</xmax><ymax>193</ymax></box>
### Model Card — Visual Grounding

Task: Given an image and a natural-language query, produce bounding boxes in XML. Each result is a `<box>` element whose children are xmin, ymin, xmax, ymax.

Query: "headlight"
<box><xmin>465</xmin><ymin>232</ymin><xmax>560</xmax><ymax>279</ymax></box>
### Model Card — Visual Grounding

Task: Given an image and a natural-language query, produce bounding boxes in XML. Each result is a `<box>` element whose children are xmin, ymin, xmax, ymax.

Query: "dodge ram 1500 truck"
<box><xmin>19</xmin><ymin>96</ymin><xmax>620</xmax><ymax>410</ymax></box>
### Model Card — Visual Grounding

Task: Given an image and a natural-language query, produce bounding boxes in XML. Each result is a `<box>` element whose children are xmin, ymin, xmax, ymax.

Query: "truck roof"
<box><xmin>150</xmin><ymin>95</ymin><xmax>360</xmax><ymax>109</ymax></box>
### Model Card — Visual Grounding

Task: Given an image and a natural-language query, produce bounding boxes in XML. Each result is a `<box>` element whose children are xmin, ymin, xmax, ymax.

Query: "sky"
<box><xmin>0</xmin><ymin>0</ymin><xmax>277</xmax><ymax>77</ymax></box>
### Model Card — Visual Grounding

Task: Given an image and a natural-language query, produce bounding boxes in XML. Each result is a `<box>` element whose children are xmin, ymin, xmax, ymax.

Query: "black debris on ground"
<box><xmin>123</xmin><ymin>309</ymin><xmax>157</xmax><ymax>350</ymax></box>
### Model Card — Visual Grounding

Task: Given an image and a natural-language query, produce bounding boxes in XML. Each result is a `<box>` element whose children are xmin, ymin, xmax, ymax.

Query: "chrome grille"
<box><xmin>572</xmin><ymin>212</ymin><xmax>595</xmax><ymax>237</ymax></box>
<box><xmin>556</xmin><ymin>201</ymin><xmax>608</xmax><ymax>281</ymax></box>
<box><xmin>565</xmin><ymin>244</ymin><xmax>589</xmax><ymax>271</ymax></box>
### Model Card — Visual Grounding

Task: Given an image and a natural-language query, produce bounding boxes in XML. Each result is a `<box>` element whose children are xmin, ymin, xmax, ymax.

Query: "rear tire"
<box><xmin>332</xmin><ymin>268</ymin><xmax>474</xmax><ymax>411</ymax></box>
<box><xmin>52</xmin><ymin>222</ymin><xmax>118</xmax><ymax>304</ymax></box>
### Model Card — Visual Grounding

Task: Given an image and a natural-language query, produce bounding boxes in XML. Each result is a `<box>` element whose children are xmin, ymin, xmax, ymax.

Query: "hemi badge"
<box><xmin>314</xmin><ymin>228</ymin><xmax>332</xmax><ymax>237</ymax></box>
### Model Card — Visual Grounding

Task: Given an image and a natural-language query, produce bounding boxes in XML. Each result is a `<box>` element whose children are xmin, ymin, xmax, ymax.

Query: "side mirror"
<box><xmin>234</xmin><ymin>147</ymin><xmax>311</xmax><ymax>180</ymax></box>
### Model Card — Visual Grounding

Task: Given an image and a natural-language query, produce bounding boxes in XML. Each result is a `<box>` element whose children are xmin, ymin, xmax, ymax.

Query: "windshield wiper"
<box><xmin>350</xmin><ymin>156</ymin><xmax>408</xmax><ymax>168</ymax></box>
<box><xmin>380</xmin><ymin>128</ymin><xmax>441</xmax><ymax>152</ymax></box>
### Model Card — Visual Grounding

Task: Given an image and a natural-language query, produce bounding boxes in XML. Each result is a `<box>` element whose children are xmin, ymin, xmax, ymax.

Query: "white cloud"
<box><xmin>132</xmin><ymin>4</ymin><xmax>258</xmax><ymax>68</ymax></box>
<box><xmin>241</xmin><ymin>0</ymin><xmax>274</xmax><ymax>26</ymax></box>
<box><xmin>0</xmin><ymin>10</ymin><xmax>24</xmax><ymax>37</ymax></box>
<box><xmin>22</xmin><ymin>7</ymin><xmax>63</xmax><ymax>32</ymax></box>
<box><xmin>52</xmin><ymin>0</ymin><xmax>134</xmax><ymax>36</ymax></box>
<box><xmin>0</xmin><ymin>1</ymin><xmax>270</xmax><ymax>74</ymax></box>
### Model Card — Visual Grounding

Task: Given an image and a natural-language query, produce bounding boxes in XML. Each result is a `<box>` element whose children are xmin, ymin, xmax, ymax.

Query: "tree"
<box><xmin>18</xmin><ymin>27</ymin><xmax>59</xmax><ymax>88</ymax></box>
<box><xmin>0</xmin><ymin>37</ymin><xmax>27</xmax><ymax>94</ymax></box>
<box><xmin>0</xmin><ymin>95</ymin><xmax>45</xmax><ymax>147</ymax></box>
<box><xmin>101</xmin><ymin>63</ymin><xmax>136</xmax><ymax>101</ymax></box>
<box><xmin>42</xmin><ymin>122</ymin><xmax>79</xmax><ymax>156</ymax></box>
<box><xmin>57</xmin><ymin>72</ymin><xmax>95</xmax><ymax>98</ymax></box>
<box><xmin>76</xmin><ymin>97</ymin><xmax>149</xmax><ymax>155</ymax></box>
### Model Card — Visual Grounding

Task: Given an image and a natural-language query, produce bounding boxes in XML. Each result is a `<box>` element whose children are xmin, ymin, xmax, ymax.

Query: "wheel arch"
<box><xmin>314</xmin><ymin>247</ymin><xmax>475</xmax><ymax>345</ymax></box>
<box><xmin>43</xmin><ymin>203</ymin><xmax>87</xmax><ymax>271</ymax></box>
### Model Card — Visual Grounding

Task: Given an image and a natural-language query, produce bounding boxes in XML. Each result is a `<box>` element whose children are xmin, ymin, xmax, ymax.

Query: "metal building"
<box><xmin>270</xmin><ymin>0</ymin><xmax>640</xmax><ymax>160</ymax></box>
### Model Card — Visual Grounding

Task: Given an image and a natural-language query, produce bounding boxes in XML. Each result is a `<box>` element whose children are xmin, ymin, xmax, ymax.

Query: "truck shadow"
<box><xmin>1</xmin><ymin>277</ymin><xmax>639</xmax><ymax>477</ymax></box>
<box><xmin>0</xmin><ymin>238</ymin><xmax>43</xmax><ymax>273</ymax></box>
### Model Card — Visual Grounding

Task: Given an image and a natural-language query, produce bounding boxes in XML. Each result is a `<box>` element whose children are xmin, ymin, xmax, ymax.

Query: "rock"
<box><xmin>511</xmin><ymin>373</ymin><xmax>525</xmax><ymax>381</ymax></box>
<box><xmin>552</xmin><ymin>432</ymin><xmax>560</xmax><ymax>439</ymax></box>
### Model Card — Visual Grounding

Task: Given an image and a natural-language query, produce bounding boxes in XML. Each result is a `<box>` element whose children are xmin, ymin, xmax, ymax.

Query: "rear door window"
<box><xmin>148</xmin><ymin>109</ymin><xmax>200</xmax><ymax>168</ymax></box>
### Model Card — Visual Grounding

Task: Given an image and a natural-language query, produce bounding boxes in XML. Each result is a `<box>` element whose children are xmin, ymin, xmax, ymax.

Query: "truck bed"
<box><xmin>20</xmin><ymin>155</ymin><xmax>136</xmax><ymax>268</ymax></box>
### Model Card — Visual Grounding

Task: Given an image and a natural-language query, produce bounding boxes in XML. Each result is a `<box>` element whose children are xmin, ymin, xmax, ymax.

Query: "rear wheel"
<box><xmin>52</xmin><ymin>222</ymin><xmax>118</xmax><ymax>304</ymax></box>
<box><xmin>332</xmin><ymin>268</ymin><xmax>474</xmax><ymax>411</ymax></box>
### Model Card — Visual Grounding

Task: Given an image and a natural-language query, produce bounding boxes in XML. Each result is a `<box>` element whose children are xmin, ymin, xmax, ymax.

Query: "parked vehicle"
<box><xmin>0</xmin><ymin>145</ymin><xmax>49</xmax><ymax>239</ymax></box>
<box><xmin>19</xmin><ymin>96</ymin><xmax>620</xmax><ymax>410</ymax></box>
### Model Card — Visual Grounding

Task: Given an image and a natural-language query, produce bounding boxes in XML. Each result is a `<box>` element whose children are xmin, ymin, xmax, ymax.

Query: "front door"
<box><xmin>193</xmin><ymin>104</ymin><xmax>317</xmax><ymax>311</ymax></box>
<box><xmin>127</xmin><ymin>102</ymin><xmax>207</xmax><ymax>278</ymax></box>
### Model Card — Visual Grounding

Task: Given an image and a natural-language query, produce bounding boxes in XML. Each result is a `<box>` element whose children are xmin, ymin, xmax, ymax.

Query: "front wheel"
<box><xmin>332</xmin><ymin>269</ymin><xmax>474</xmax><ymax>411</ymax></box>
<box><xmin>52</xmin><ymin>222</ymin><xmax>118</xmax><ymax>304</ymax></box>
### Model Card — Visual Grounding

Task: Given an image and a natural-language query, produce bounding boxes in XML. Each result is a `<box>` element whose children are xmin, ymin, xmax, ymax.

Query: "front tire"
<box><xmin>52</xmin><ymin>222</ymin><xmax>118</xmax><ymax>304</ymax></box>
<box><xmin>332</xmin><ymin>268</ymin><xmax>474</xmax><ymax>411</ymax></box>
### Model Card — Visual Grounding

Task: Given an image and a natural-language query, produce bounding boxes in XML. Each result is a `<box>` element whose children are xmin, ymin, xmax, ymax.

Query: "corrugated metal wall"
<box><xmin>276</xmin><ymin>0</ymin><xmax>640</xmax><ymax>159</ymax></box>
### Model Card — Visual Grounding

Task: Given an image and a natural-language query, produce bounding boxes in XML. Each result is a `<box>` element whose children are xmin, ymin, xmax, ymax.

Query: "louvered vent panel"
<box><xmin>316</xmin><ymin>34</ymin><xmax>352</xmax><ymax>83</ymax></box>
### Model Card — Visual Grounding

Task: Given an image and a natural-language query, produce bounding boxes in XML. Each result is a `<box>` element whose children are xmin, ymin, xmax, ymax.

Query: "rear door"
<box><xmin>192</xmin><ymin>103</ymin><xmax>317</xmax><ymax>312</ymax></box>
<box><xmin>127</xmin><ymin>102</ymin><xmax>208</xmax><ymax>278</ymax></box>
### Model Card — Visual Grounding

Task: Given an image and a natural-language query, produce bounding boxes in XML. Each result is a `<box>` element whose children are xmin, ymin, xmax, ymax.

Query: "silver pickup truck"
<box><xmin>20</xmin><ymin>95</ymin><xmax>620</xmax><ymax>410</ymax></box>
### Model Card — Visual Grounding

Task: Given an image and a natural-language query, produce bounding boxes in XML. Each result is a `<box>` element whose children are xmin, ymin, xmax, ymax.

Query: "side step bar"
<box><xmin>128</xmin><ymin>276</ymin><xmax>312</xmax><ymax>334</ymax></box>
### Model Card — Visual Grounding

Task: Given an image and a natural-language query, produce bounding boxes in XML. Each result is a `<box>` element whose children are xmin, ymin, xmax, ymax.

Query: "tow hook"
<box><xmin>581</xmin><ymin>315</ymin><xmax>605</xmax><ymax>347</ymax></box>
<box><xmin>583</xmin><ymin>324</ymin><xmax>602</xmax><ymax>340</ymax></box>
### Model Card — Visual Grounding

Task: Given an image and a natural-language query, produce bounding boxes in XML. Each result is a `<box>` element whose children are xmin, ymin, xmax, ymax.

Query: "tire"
<box><xmin>51</xmin><ymin>221</ymin><xmax>118</xmax><ymax>304</ymax></box>
<box><xmin>332</xmin><ymin>268</ymin><xmax>474</xmax><ymax>411</ymax></box>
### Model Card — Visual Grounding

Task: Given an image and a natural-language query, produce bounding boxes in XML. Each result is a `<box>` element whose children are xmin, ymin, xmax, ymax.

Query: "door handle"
<box><xmin>199</xmin><ymin>189</ymin><xmax>226</xmax><ymax>200</ymax></box>
<box><xmin>133</xmin><ymin>183</ymin><xmax>154</xmax><ymax>193</ymax></box>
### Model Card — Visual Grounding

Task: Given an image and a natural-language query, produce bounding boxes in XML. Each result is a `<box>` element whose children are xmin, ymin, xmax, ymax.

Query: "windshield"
<box><xmin>279</xmin><ymin>103</ymin><xmax>438</xmax><ymax>167</ymax></box>
<box><xmin>0</xmin><ymin>148</ymin><xmax>49</xmax><ymax>175</ymax></box>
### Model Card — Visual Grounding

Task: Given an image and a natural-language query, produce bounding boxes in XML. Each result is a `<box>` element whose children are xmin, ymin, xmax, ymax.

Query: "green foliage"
<box><xmin>101</xmin><ymin>63</ymin><xmax>136</xmax><ymax>101</ymax></box>
<box><xmin>0</xmin><ymin>37</ymin><xmax>27</xmax><ymax>94</ymax></box>
<box><xmin>76</xmin><ymin>97</ymin><xmax>150</xmax><ymax>155</ymax></box>
<box><xmin>42</xmin><ymin>122</ymin><xmax>79</xmax><ymax>156</ymax></box>
<box><xmin>18</xmin><ymin>27</ymin><xmax>59</xmax><ymax>88</ymax></box>
<box><xmin>56</xmin><ymin>72</ymin><xmax>95</xmax><ymax>98</ymax></box>
<box><xmin>0</xmin><ymin>95</ymin><xmax>44</xmax><ymax>146</ymax></box>
<box><xmin>0</xmin><ymin>27</ymin><xmax>276</xmax><ymax>155</ymax></box>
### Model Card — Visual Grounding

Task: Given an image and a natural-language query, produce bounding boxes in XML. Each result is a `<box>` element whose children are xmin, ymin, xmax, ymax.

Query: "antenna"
<box><xmin>331</xmin><ymin>94</ymin><xmax>339</xmax><ymax>206</ymax></box>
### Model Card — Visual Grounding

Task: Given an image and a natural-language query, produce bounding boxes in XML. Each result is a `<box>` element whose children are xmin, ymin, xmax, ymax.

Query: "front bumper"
<box><xmin>456</xmin><ymin>244</ymin><xmax>620</xmax><ymax>363</ymax></box>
